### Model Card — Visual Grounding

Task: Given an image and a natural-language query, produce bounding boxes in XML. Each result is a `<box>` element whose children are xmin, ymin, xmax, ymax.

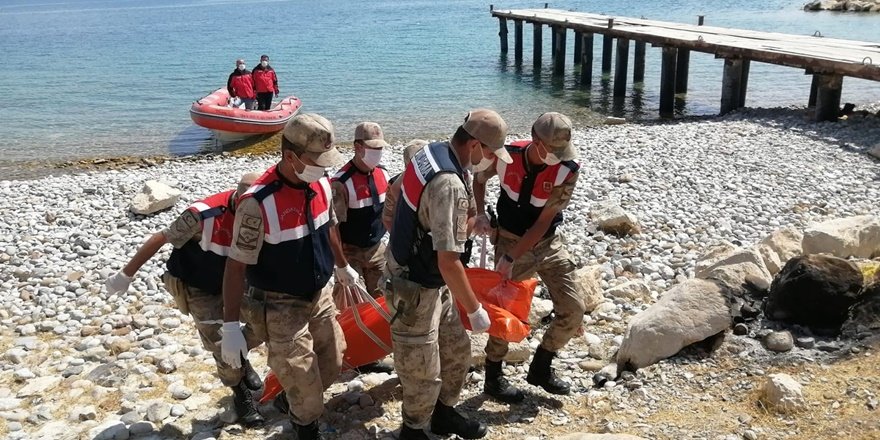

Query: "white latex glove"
<box><xmin>468</xmin><ymin>304</ymin><xmax>491</xmax><ymax>334</ymax></box>
<box><xmin>105</xmin><ymin>270</ymin><xmax>133</xmax><ymax>295</ymax></box>
<box><xmin>494</xmin><ymin>255</ymin><xmax>513</xmax><ymax>280</ymax></box>
<box><xmin>473</xmin><ymin>214</ymin><xmax>492</xmax><ymax>236</ymax></box>
<box><xmin>335</xmin><ymin>264</ymin><xmax>359</xmax><ymax>287</ymax></box>
<box><xmin>220</xmin><ymin>322</ymin><xmax>247</xmax><ymax>369</ymax></box>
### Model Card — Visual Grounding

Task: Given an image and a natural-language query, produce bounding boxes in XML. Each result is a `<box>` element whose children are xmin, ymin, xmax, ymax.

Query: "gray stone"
<box><xmin>17</xmin><ymin>376</ymin><xmax>61</xmax><ymax>397</ymax></box>
<box><xmin>89</xmin><ymin>420</ymin><xmax>130</xmax><ymax>440</ymax></box>
<box><xmin>764</xmin><ymin>331</ymin><xmax>794</xmax><ymax>352</ymax></box>
<box><xmin>733</xmin><ymin>323</ymin><xmax>749</xmax><ymax>336</ymax></box>
<box><xmin>128</xmin><ymin>421</ymin><xmax>155</xmax><ymax>435</ymax></box>
<box><xmin>86</xmin><ymin>362</ymin><xmax>129</xmax><ymax>388</ymax></box>
<box><xmin>529</xmin><ymin>298</ymin><xmax>554</xmax><ymax>326</ymax></box>
<box><xmin>157</xmin><ymin>358</ymin><xmax>177</xmax><ymax>374</ymax></box>
<box><xmin>170</xmin><ymin>404</ymin><xmax>186</xmax><ymax>417</ymax></box>
<box><xmin>802</xmin><ymin>215</ymin><xmax>880</xmax><ymax>259</ymax></box>
<box><xmin>129</xmin><ymin>180</ymin><xmax>181</xmax><ymax>215</ymax></box>
<box><xmin>795</xmin><ymin>337</ymin><xmax>816</xmax><ymax>349</ymax></box>
<box><xmin>146</xmin><ymin>402</ymin><xmax>171</xmax><ymax>423</ymax></box>
<box><xmin>761</xmin><ymin>373</ymin><xmax>806</xmax><ymax>414</ymax></box>
<box><xmin>590</xmin><ymin>201</ymin><xmax>641</xmax><ymax>236</ymax></box>
<box><xmin>169</xmin><ymin>383</ymin><xmax>192</xmax><ymax>400</ymax></box>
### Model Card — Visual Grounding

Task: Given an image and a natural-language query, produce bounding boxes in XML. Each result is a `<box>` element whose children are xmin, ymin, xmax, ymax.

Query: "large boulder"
<box><xmin>802</xmin><ymin>215</ymin><xmax>880</xmax><ymax>259</ymax></box>
<box><xmin>755</xmin><ymin>227</ymin><xmax>804</xmax><ymax>275</ymax></box>
<box><xmin>695</xmin><ymin>243</ymin><xmax>772</xmax><ymax>294</ymax></box>
<box><xmin>575</xmin><ymin>265</ymin><xmax>606</xmax><ymax>313</ymax></box>
<box><xmin>761</xmin><ymin>373</ymin><xmax>806</xmax><ymax>414</ymax></box>
<box><xmin>617</xmin><ymin>279</ymin><xmax>731</xmax><ymax>370</ymax></box>
<box><xmin>764</xmin><ymin>254</ymin><xmax>863</xmax><ymax>331</ymax></box>
<box><xmin>129</xmin><ymin>180</ymin><xmax>181</xmax><ymax>215</ymax></box>
<box><xmin>590</xmin><ymin>202</ymin><xmax>640</xmax><ymax>236</ymax></box>
<box><xmin>841</xmin><ymin>282</ymin><xmax>880</xmax><ymax>339</ymax></box>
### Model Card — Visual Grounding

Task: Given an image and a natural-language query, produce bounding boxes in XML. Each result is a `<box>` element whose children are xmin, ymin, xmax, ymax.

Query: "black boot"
<box><xmin>430</xmin><ymin>401</ymin><xmax>487</xmax><ymax>439</ymax></box>
<box><xmin>399</xmin><ymin>424</ymin><xmax>430</xmax><ymax>440</ymax></box>
<box><xmin>273</xmin><ymin>392</ymin><xmax>289</xmax><ymax>415</ymax></box>
<box><xmin>294</xmin><ymin>421</ymin><xmax>321</xmax><ymax>440</ymax></box>
<box><xmin>483</xmin><ymin>360</ymin><xmax>524</xmax><ymax>404</ymax></box>
<box><xmin>353</xmin><ymin>360</ymin><xmax>394</xmax><ymax>374</ymax></box>
<box><xmin>526</xmin><ymin>347</ymin><xmax>571</xmax><ymax>395</ymax></box>
<box><xmin>231</xmin><ymin>380</ymin><xmax>265</xmax><ymax>427</ymax></box>
<box><xmin>241</xmin><ymin>356</ymin><xmax>263</xmax><ymax>391</ymax></box>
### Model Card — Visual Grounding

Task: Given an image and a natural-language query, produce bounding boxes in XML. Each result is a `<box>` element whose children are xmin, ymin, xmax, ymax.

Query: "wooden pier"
<box><xmin>490</xmin><ymin>7</ymin><xmax>880</xmax><ymax>121</ymax></box>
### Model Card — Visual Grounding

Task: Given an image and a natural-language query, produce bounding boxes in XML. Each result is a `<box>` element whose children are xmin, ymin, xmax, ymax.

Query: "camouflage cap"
<box><xmin>281</xmin><ymin>113</ymin><xmax>345</xmax><ymax>168</ymax></box>
<box><xmin>532</xmin><ymin>112</ymin><xmax>576</xmax><ymax>161</ymax></box>
<box><xmin>237</xmin><ymin>172</ymin><xmax>262</xmax><ymax>195</ymax></box>
<box><xmin>462</xmin><ymin>108</ymin><xmax>512</xmax><ymax>164</ymax></box>
<box><xmin>354</xmin><ymin>122</ymin><xmax>390</xmax><ymax>149</ymax></box>
<box><xmin>403</xmin><ymin>139</ymin><xmax>428</xmax><ymax>164</ymax></box>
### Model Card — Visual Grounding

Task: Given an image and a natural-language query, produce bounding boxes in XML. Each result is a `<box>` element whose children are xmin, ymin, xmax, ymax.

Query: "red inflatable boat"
<box><xmin>189</xmin><ymin>88</ymin><xmax>302</xmax><ymax>143</ymax></box>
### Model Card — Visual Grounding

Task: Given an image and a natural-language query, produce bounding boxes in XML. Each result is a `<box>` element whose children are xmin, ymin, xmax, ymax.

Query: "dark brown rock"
<box><xmin>764</xmin><ymin>254</ymin><xmax>863</xmax><ymax>331</ymax></box>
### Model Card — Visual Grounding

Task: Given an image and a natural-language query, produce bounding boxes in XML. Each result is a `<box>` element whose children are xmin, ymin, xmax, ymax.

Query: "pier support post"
<box><xmin>808</xmin><ymin>73</ymin><xmax>820</xmax><ymax>107</ymax></box>
<box><xmin>720</xmin><ymin>58</ymin><xmax>744</xmax><ymax>115</ymax></box>
<box><xmin>533</xmin><ymin>23</ymin><xmax>543</xmax><ymax>67</ymax></box>
<box><xmin>602</xmin><ymin>34</ymin><xmax>614</xmax><ymax>74</ymax></box>
<box><xmin>738</xmin><ymin>59</ymin><xmax>750</xmax><ymax>108</ymax></box>
<box><xmin>675</xmin><ymin>49</ymin><xmax>690</xmax><ymax>94</ymax></box>
<box><xmin>553</xmin><ymin>26</ymin><xmax>567</xmax><ymax>76</ymax></box>
<box><xmin>814</xmin><ymin>74</ymin><xmax>843</xmax><ymax>122</ymax></box>
<box><xmin>514</xmin><ymin>19</ymin><xmax>523</xmax><ymax>64</ymax></box>
<box><xmin>633</xmin><ymin>41</ymin><xmax>646</xmax><ymax>83</ymax></box>
<box><xmin>551</xmin><ymin>26</ymin><xmax>557</xmax><ymax>57</ymax></box>
<box><xmin>498</xmin><ymin>18</ymin><xmax>508</xmax><ymax>54</ymax></box>
<box><xmin>660</xmin><ymin>46</ymin><xmax>678</xmax><ymax>118</ymax></box>
<box><xmin>580</xmin><ymin>33</ymin><xmax>594</xmax><ymax>87</ymax></box>
<box><xmin>614</xmin><ymin>38</ymin><xmax>630</xmax><ymax>97</ymax></box>
<box><xmin>574</xmin><ymin>31</ymin><xmax>583</xmax><ymax>65</ymax></box>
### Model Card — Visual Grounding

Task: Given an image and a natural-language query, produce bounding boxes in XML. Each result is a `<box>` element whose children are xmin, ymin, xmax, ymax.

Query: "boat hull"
<box><xmin>189</xmin><ymin>88</ymin><xmax>302</xmax><ymax>138</ymax></box>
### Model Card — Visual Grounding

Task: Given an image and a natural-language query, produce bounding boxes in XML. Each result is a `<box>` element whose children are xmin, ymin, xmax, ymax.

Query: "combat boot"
<box><xmin>241</xmin><ymin>357</ymin><xmax>263</xmax><ymax>390</ymax></box>
<box><xmin>483</xmin><ymin>360</ymin><xmax>524</xmax><ymax>404</ymax></box>
<box><xmin>430</xmin><ymin>400</ymin><xmax>487</xmax><ymax>439</ymax></box>
<box><xmin>231</xmin><ymin>380</ymin><xmax>264</xmax><ymax>427</ymax></box>
<box><xmin>399</xmin><ymin>424</ymin><xmax>430</xmax><ymax>440</ymax></box>
<box><xmin>294</xmin><ymin>421</ymin><xmax>321</xmax><ymax>440</ymax></box>
<box><xmin>526</xmin><ymin>347</ymin><xmax>571</xmax><ymax>395</ymax></box>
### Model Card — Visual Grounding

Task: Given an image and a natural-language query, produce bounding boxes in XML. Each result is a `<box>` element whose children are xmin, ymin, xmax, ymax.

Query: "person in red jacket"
<box><xmin>252</xmin><ymin>54</ymin><xmax>279</xmax><ymax>111</ymax></box>
<box><xmin>227</xmin><ymin>58</ymin><xmax>256</xmax><ymax>110</ymax></box>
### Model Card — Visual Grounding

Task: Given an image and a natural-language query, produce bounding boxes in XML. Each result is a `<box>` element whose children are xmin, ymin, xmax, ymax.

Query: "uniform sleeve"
<box><xmin>545</xmin><ymin>170</ymin><xmax>579</xmax><ymax>213</ymax></box>
<box><xmin>161</xmin><ymin>208</ymin><xmax>202</xmax><ymax>248</ymax></box>
<box><xmin>383</xmin><ymin>179</ymin><xmax>401</xmax><ymax>228</ymax></box>
<box><xmin>424</xmin><ymin>174</ymin><xmax>470</xmax><ymax>253</ymax></box>
<box><xmin>228</xmin><ymin>197</ymin><xmax>265</xmax><ymax>265</ymax></box>
<box><xmin>330</xmin><ymin>181</ymin><xmax>348</xmax><ymax>223</ymax></box>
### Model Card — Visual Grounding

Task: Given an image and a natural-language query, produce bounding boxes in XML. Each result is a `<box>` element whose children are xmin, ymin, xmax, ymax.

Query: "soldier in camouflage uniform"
<box><xmin>385</xmin><ymin>110</ymin><xmax>512</xmax><ymax>440</ymax></box>
<box><xmin>105</xmin><ymin>173</ymin><xmax>265</xmax><ymax>426</ymax></box>
<box><xmin>472</xmin><ymin>112</ymin><xmax>585</xmax><ymax>403</ymax></box>
<box><xmin>220</xmin><ymin>114</ymin><xmax>353</xmax><ymax>440</ymax></box>
<box><xmin>382</xmin><ymin>139</ymin><xmax>427</xmax><ymax>233</ymax></box>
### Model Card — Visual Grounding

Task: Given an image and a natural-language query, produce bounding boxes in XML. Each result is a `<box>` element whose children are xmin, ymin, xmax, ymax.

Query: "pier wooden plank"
<box><xmin>492</xmin><ymin>9</ymin><xmax>880</xmax><ymax>81</ymax></box>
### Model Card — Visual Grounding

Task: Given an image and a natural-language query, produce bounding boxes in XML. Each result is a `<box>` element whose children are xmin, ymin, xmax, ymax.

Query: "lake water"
<box><xmin>0</xmin><ymin>0</ymin><xmax>878</xmax><ymax>175</ymax></box>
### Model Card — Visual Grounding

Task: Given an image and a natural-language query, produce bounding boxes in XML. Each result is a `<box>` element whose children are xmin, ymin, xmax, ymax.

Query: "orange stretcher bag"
<box><xmin>457</xmin><ymin>267</ymin><xmax>537</xmax><ymax>343</ymax></box>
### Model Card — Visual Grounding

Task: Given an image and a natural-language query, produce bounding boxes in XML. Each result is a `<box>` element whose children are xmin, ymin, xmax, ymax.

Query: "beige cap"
<box><xmin>354</xmin><ymin>122</ymin><xmax>390</xmax><ymax>149</ymax></box>
<box><xmin>462</xmin><ymin>109</ymin><xmax>512</xmax><ymax>164</ymax></box>
<box><xmin>403</xmin><ymin>139</ymin><xmax>428</xmax><ymax>164</ymax></box>
<box><xmin>532</xmin><ymin>112</ymin><xmax>576</xmax><ymax>161</ymax></box>
<box><xmin>237</xmin><ymin>172</ymin><xmax>262</xmax><ymax>195</ymax></box>
<box><xmin>281</xmin><ymin>113</ymin><xmax>345</xmax><ymax>168</ymax></box>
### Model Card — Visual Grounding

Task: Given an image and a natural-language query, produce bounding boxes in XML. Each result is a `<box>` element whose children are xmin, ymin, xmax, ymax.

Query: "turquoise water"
<box><xmin>0</xmin><ymin>0</ymin><xmax>878</xmax><ymax>170</ymax></box>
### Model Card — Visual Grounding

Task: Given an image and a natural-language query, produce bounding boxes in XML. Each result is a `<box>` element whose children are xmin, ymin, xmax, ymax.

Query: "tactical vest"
<box><xmin>496</xmin><ymin>140</ymin><xmax>579</xmax><ymax>237</ymax></box>
<box><xmin>390</xmin><ymin>141</ymin><xmax>471</xmax><ymax>288</ymax></box>
<box><xmin>240</xmin><ymin>166</ymin><xmax>334</xmax><ymax>300</ymax></box>
<box><xmin>331</xmin><ymin>162</ymin><xmax>389</xmax><ymax>248</ymax></box>
<box><xmin>166</xmin><ymin>190</ymin><xmax>236</xmax><ymax>294</ymax></box>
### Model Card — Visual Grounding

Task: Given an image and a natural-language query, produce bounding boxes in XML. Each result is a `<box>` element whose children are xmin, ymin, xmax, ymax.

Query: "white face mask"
<box><xmin>474</xmin><ymin>155</ymin><xmax>494</xmax><ymax>173</ymax></box>
<box><xmin>296</xmin><ymin>163</ymin><xmax>325</xmax><ymax>183</ymax></box>
<box><xmin>261</xmin><ymin>61</ymin><xmax>268</xmax><ymax>67</ymax></box>
<box><xmin>237</xmin><ymin>64</ymin><xmax>246</xmax><ymax>71</ymax></box>
<box><xmin>544</xmin><ymin>152</ymin><xmax>561</xmax><ymax>166</ymax></box>
<box><xmin>362</xmin><ymin>148</ymin><xmax>383</xmax><ymax>169</ymax></box>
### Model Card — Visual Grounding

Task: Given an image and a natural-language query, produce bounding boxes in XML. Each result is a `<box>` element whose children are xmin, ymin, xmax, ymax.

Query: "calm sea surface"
<box><xmin>1</xmin><ymin>0</ymin><xmax>879</xmax><ymax>175</ymax></box>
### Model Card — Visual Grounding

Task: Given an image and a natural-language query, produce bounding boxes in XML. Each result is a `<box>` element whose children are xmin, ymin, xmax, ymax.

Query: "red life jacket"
<box><xmin>239</xmin><ymin>165</ymin><xmax>334</xmax><ymax>299</ymax></box>
<box><xmin>166</xmin><ymin>190</ymin><xmax>236</xmax><ymax>294</ymax></box>
<box><xmin>496</xmin><ymin>140</ymin><xmax>579</xmax><ymax>237</ymax></box>
<box><xmin>252</xmin><ymin>66</ymin><xmax>277</xmax><ymax>93</ymax></box>
<box><xmin>332</xmin><ymin>162</ymin><xmax>389</xmax><ymax>248</ymax></box>
<box><xmin>229</xmin><ymin>71</ymin><xmax>255</xmax><ymax>99</ymax></box>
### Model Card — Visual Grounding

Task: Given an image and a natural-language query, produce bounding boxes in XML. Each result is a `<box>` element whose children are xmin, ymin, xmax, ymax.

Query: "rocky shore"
<box><xmin>1</xmin><ymin>106</ymin><xmax>879</xmax><ymax>440</ymax></box>
<box><xmin>804</xmin><ymin>0</ymin><xmax>880</xmax><ymax>12</ymax></box>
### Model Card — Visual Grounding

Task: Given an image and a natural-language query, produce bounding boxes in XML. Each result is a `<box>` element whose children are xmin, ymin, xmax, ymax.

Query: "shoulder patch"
<box><xmin>176</xmin><ymin>210</ymin><xmax>200</xmax><ymax>233</ymax></box>
<box><xmin>456</xmin><ymin>197</ymin><xmax>469</xmax><ymax>212</ymax></box>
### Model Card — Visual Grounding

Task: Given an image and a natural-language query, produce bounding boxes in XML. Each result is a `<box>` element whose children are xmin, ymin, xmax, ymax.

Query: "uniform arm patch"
<box><xmin>163</xmin><ymin>209</ymin><xmax>201</xmax><ymax>248</ymax></box>
<box><xmin>235</xmin><ymin>214</ymin><xmax>262</xmax><ymax>251</ymax></box>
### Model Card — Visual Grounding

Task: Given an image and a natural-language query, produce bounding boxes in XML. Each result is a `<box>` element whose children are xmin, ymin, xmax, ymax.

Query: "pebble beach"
<box><xmin>1</xmin><ymin>106</ymin><xmax>879</xmax><ymax>440</ymax></box>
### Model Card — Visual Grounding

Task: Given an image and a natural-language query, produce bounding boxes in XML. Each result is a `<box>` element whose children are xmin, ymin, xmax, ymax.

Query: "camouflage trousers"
<box><xmin>343</xmin><ymin>241</ymin><xmax>386</xmax><ymax>297</ymax></box>
<box><xmin>385</xmin><ymin>283</ymin><xmax>471</xmax><ymax>429</ymax></box>
<box><xmin>162</xmin><ymin>273</ymin><xmax>262</xmax><ymax>387</ymax></box>
<box><xmin>486</xmin><ymin>231</ymin><xmax>586</xmax><ymax>362</ymax></box>
<box><xmin>240</xmin><ymin>284</ymin><xmax>346</xmax><ymax>426</ymax></box>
